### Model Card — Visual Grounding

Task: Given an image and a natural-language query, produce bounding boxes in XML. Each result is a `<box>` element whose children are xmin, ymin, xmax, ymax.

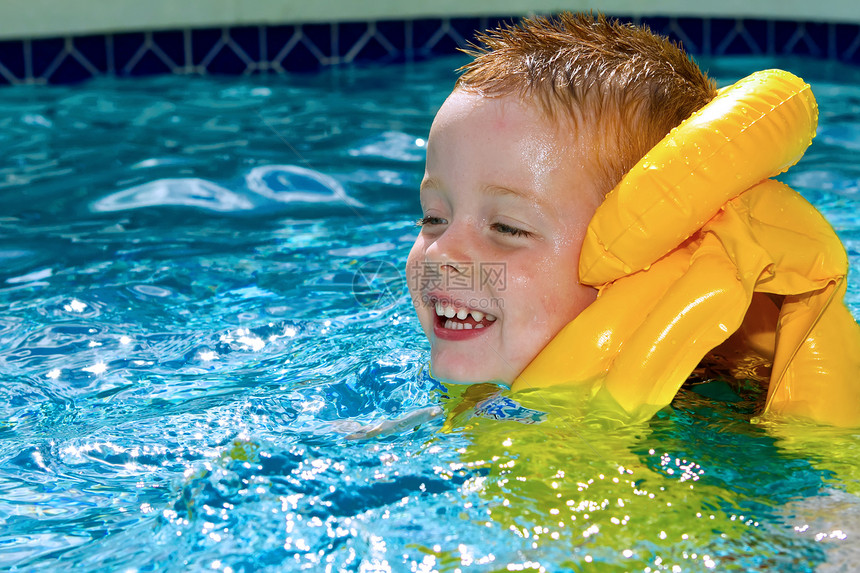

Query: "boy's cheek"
<box><xmin>404</xmin><ymin>257</ymin><xmax>421</xmax><ymax>300</ymax></box>
<box><xmin>404</xmin><ymin>256</ymin><xmax>432</xmax><ymax>320</ymax></box>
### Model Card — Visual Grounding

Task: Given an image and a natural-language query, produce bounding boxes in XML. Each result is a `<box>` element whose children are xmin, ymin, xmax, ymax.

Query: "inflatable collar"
<box><xmin>511</xmin><ymin>70</ymin><xmax>860</xmax><ymax>427</ymax></box>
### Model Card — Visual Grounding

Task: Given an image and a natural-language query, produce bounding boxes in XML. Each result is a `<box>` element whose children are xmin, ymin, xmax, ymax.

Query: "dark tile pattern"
<box><xmin>0</xmin><ymin>15</ymin><xmax>858</xmax><ymax>85</ymax></box>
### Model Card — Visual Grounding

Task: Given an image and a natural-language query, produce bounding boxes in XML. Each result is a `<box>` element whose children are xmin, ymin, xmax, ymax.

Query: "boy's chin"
<box><xmin>428</xmin><ymin>361</ymin><xmax>513</xmax><ymax>388</ymax></box>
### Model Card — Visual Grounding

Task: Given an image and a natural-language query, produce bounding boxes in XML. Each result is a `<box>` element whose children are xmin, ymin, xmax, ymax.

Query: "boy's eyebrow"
<box><xmin>483</xmin><ymin>184</ymin><xmax>546</xmax><ymax>206</ymax></box>
<box><xmin>419</xmin><ymin>179</ymin><xmax>547</xmax><ymax>208</ymax></box>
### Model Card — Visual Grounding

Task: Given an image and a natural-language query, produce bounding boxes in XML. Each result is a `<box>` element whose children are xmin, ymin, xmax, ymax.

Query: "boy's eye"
<box><xmin>491</xmin><ymin>222</ymin><xmax>532</xmax><ymax>238</ymax></box>
<box><xmin>417</xmin><ymin>216</ymin><xmax>447</xmax><ymax>227</ymax></box>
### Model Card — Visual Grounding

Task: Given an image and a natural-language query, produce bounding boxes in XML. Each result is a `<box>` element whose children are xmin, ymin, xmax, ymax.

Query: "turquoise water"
<box><xmin>1</xmin><ymin>56</ymin><xmax>859</xmax><ymax>571</ymax></box>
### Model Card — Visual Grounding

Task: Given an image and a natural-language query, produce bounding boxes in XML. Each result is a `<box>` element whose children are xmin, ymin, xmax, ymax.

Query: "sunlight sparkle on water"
<box><xmin>506</xmin><ymin>561</ymin><xmax>544</xmax><ymax>572</ymax></box>
<box><xmin>63</xmin><ymin>299</ymin><xmax>87</xmax><ymax>313</ymax></box>
<box><xmin>83</xmin><ymin>362</ymin><xmax>107</xmax><ymax>374</ymax></box>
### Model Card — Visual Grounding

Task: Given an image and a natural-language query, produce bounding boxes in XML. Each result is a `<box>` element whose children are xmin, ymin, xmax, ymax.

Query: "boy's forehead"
<box><xmin>422</xmin><ymin>91</ymin><xmax>604</xmax><ymax>212</ymax></box>
<box><xmin>432</xmin><ymin>89</ymin><xmax>491</xmax><ymax>128</ymax></box>
<box><xmin>433</xmin><ymin>89</ymin><xmax>579</xmax><ymax>143</ymax></box>
<box><xmin>441</xmin><ymin>86</ymin><xmax>585</xmax><ymax>122</ymax></box>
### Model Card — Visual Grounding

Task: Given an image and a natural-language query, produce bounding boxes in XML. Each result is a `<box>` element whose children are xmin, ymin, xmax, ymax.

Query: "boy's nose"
<box><xmin>423</xmin><ymin>221</ymin><xmax>476</xmax><ymax>273</ymax></box>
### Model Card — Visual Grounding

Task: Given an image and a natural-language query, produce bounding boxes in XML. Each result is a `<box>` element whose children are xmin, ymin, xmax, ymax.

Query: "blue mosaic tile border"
<box><xmin>0</xmin><ymin>15</ymin><xmax>859</xmax><ymax>85</ymax></box>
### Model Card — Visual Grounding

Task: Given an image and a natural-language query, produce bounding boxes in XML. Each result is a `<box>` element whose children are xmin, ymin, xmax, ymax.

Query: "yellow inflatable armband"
<box><xmin>512</xmin><ymin>70</ymin><xmax>860</xmax><ymax>427</ymax></box>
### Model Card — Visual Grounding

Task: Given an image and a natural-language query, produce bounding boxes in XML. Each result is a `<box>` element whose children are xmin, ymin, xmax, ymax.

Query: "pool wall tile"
<box><xmin>710</xmin><ymin>19</ymin><xmax>765</xmax><ymax>56</ymax></box>
<box><xmin>344</xmin><ymin>23</ymin><xmax>401</xmax><ymax>65</ymax></box>
<box><xmin>272</xmin><ymin>27</ymin><xmax>325</xmax><ymax>73</ymax></box>
<box><xmin>0</xmin><ymin>40</ymin><xmax>27</xmax><ymax>83</ymax></box>
<box><xmin>834</xmin><ymin>23</ymin><xmax>860</xmax><ymax>64</ymax></box>
<box><xmin>301</xmin><ymin>23</ymin><xmax>336</xmax><ymax>65</ymax></box>
<box><xmin>375</xmin><ymin>20</ymin><xmax>409</xmax><ymax>57</ymax></box>
<box><xmin>775</xmin><ymin>21</ymin><xmax>826</xmax><ymax>57</ymax></box>
<box><xmin>115</xmin><ymin>32</ymin><xmax>177</xmax><ymax>77</ymax></box>
<box><xmin>654</xmin><ymin>18</ymin><xmax>706</xmax><ymax>55</ymax></box>
<box><xmin>0</xmin><ymin>15</ymin><xmax>859</xmax><ymax>85</ymax></box>
<box><xmin>410</xmin><ymin>19</ymin><xmax>454</xmax><ymax>59</ymax></box>
<box><xmin>29</xmin><ymin>37</ymin><xmax>64</xmax><ymax>82</ymax></box>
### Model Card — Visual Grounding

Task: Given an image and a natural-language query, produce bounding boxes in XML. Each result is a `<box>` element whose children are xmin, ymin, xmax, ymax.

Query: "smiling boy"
<box><xmin>406</xmin><ymin>13</ymin><xmax>717</xmax><ymax>386</ymax></box>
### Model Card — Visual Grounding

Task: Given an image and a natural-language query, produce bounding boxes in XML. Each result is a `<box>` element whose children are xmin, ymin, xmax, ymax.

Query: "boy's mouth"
<box><xmin>433</xmin><ymin>300</ymin><xmax>497</xmax><ymax>331</ymax></box>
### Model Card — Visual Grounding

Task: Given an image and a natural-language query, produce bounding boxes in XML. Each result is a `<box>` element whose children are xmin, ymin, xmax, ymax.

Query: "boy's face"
<box><xmin>406</xmin><ymin>89</ymin><xmax>602</xmax><ymax>385</ymax></box>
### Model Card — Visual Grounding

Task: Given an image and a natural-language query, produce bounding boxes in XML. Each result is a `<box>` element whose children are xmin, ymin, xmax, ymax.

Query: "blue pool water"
<box><xmin>1</xmin><ymin>56</ymin><xmax>859</xmax><ymax>571</ymax></box>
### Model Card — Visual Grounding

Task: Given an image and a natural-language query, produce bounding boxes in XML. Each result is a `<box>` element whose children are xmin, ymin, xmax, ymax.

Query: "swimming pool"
<box><xmin>1</xmin><ymin>54</ymin><xmax>858</xmax><ymax>571</ymax></box>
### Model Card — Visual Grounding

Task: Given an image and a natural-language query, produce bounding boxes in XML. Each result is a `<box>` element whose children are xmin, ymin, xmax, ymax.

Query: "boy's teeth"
<box><xmin>433</xmin><ymin>301</ymin><xmax>498</xmax><ymax>323</ymax></box>
<box><xmin>443</xmin><ymin>320</ymin><xmax>474</xmax><ymax>330</ymax></box>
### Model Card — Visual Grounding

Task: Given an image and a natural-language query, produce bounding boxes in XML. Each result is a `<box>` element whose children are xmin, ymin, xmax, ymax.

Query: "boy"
<box><xmin>406</xmin><ymin>13</ymin><xmax>716</xmax><ymax>386</ymax></box>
